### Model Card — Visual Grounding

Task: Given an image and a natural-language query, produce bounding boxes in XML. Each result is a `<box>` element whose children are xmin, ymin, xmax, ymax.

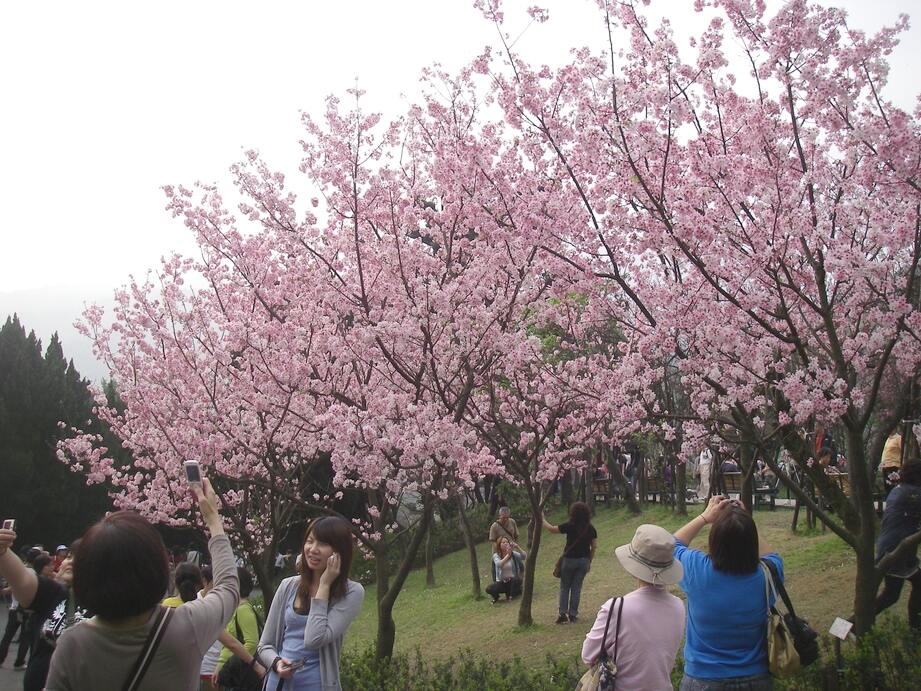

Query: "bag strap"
<box><xmin>230</xmin><ymin>607</ymin><xmax>241</xmax><ymax>643</ymax></box>
<box><xmin>120</xmin><ymin>606</ymin><xmax>173</xmax><ymax>691</ymax></box>
<box><xmin>65</xmin><ymin>589</ymin><xmax>76</xmax><ymax>628</ymax></box>
<box><xmin>611</xmin><ymin>596</ymin><xmax>625</xmax><ymax>664</ymax></box>
<box><xmin>562</xmin><ymin>522</ymin><xmax>593</xmax><ymax>559</ymax></box>
<box><xmin>761</xmin><ymin>558</ymin><xmax>797</xmax><ymax>618</ymax></box>
<box><xmin>597</xmin><ymin>597</ymin><xmax>618</xmax><ymax>661</ymax></box>
<box><xmin>250</xmin><ymin>600</ymin><xmax>265</xmax><ymax>635</ymax></box>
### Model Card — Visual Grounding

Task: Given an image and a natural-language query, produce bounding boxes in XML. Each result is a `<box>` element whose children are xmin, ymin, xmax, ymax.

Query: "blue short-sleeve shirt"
<box><xmin>674</xmin><ymin>539</ymin><xmax>783</xmax><ymax>679</ymax></box>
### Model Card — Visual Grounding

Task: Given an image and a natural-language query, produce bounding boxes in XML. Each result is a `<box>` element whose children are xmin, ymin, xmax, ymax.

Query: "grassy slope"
<box><xmin>344</xmin><ymin>503</ymin><xmax>863</xmax><ymax>663</ymax></box>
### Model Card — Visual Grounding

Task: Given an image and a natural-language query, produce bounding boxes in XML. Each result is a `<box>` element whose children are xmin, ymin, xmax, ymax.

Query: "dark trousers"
<box><xmin>0</xmin><ymin>609</ymin><xmax>30</xmax><ymax>666</ymax></box>
<box><xmin>559</xmin><ymin>557</ymin><xmax>591</xmax><ymax>618</ymax></box>
<box><xmin>486</xmin><ymin>577</ymin><xmax>522</xmax><ymax>602</ymax></box>
<box><xmin>876</xmin><ymin>571</ymin><xmax>921</xmax><ymax>628</ymax></box>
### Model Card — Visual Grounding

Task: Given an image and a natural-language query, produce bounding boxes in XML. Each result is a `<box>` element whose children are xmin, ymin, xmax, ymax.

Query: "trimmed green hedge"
<box><xmin>341</xmin><ymin>647</ymin><xmax>581</xmax><ymax>690</ymax></box>
<box><xmin>338</xmin><ymin>617</ymin><xmax>919</xmax><ymax>690</ymax></box>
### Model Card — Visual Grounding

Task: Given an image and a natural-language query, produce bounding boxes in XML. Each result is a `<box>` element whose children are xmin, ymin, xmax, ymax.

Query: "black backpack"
<box><xmin>217</xmin><ymin>602</ymin><xmax>265</xmax><ymax>691</ymax></box>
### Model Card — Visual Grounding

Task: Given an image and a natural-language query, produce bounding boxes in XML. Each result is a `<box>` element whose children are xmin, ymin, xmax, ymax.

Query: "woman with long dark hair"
<box><xmin>486</xmin><ymin>536</ymin><xmax>525</xmax><ymax>604</ymax></box>
<box><xmin>543</xmin><ymin>501</ymin><xmax>597</xmax><ymax>624</ymax></box>
<box><xmin>673</xmin><ymin>496</ymin><xmax>782</xmax><ymax>690</ymax></box>
<box><xmin>256</xmin><ymin>516</ymin><xmax>364</xmax><ymax>691</ymax></box>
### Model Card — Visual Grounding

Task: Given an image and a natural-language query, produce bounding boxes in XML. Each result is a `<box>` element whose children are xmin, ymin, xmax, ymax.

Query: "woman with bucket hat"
<box><xmin>581</xmin><ymin>524</ymin><xmax>685</xmax><ymax>690</ymax></box>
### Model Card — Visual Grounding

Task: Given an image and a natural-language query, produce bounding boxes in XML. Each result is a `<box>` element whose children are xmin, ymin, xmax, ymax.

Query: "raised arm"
<box><xmin>542</xmin><ymin>515</ymin><xmax>561</xmax><ymax>534</ymax></box>
<box><xmin>674</xmin><ymin>496</ymin><xmax>730</xmax><ymax>546</ymax></box>
<box><xmin>182</xmin><ymin>479</ymin><xmax>240</xmax><ymax>652</ymax></box>
<box><xmin>0</xmin><ymin>530</ymin><xmax>38</xmax><ymax>607</ymax></box>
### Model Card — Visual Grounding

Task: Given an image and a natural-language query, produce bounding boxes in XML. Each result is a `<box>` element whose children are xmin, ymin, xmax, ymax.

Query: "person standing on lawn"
<box><xmin>544</xmin><ymin>501</ymin><xmax>597</xmax><ymax>624</ymax></box>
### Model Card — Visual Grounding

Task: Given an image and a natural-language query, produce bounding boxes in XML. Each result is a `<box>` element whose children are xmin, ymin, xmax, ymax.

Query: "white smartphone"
<box><xmin>2</xmin><ymin>519</ymin><xmax>15</xmax><ymax>531</ymax></box>
<box><xmin>183</xmin><ymin>460</ymin><xmax>203</xmax><ymax>485</ymax></box>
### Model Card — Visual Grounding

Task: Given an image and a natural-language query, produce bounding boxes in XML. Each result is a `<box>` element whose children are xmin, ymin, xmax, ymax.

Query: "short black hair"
<box><xmin>237</xmin><ymin>568</ymin><xmax>254</xmax><ymax>597</ymax></box>
<box><xmin>74</xmin><ymin>511</ymin><xmax>170</xmax><ymax>620</ymax></box>
<box><xmin>174</xmin><ymin>562</ymin><xmax>203</xmax><ymax>603</ymax></box>
<box><xmin>901</xmin><ymin>460</ymin><xmax>921</xmax><ymax>486</ymax></box>
<box><xmin>709</xmin><ymin>506</ymin><xmax>759</xmax><ymax>574</ymax></box>
<box><xmin>32</xmin><ymin>554</ymin><xmax>52</xmax><ymax>574</ymax></box>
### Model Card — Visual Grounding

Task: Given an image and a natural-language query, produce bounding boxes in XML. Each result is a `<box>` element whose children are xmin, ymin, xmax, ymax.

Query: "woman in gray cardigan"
<box><xmin>258</xmin><ymin>516</ymin><xmax>364</xmax><ymax>691</ymax></box>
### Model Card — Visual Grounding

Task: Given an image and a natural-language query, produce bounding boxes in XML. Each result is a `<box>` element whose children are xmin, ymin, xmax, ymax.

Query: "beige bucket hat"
<box><xmin>614</xmin><ymin>524</ymin><xmax>683</xmax><ymax>585</ymax></box>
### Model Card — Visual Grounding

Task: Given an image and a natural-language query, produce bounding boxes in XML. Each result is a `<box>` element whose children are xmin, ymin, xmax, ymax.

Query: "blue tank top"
<box><xmin>265</xmin><ymin>586</ymin><xmax>321</xmax><ymax>691</ymax></box>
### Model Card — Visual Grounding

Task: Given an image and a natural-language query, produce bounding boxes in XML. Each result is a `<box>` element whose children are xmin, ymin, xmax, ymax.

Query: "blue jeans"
<box><xmin>559</xmin><ymin>557</ymin><xmax>591</xmax><ymax>618</ymax></box>
<box><xmin>680</xmin><ymin>674</ymin><xmax>773</xmax><ymax>690</ymax></box>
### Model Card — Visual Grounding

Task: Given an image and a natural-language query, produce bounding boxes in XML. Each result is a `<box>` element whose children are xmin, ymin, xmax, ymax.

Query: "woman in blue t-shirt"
<box><xmin>673</xmin><ymin>495</ymin><xmax>783</xmax><ymax>690</ymax></box>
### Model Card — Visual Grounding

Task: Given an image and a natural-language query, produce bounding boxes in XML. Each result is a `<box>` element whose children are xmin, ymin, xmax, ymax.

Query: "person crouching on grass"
<box><xmin>486</xmin><ymin>536</ymin><xmax>525</xmax><ymax>604</ymax></box>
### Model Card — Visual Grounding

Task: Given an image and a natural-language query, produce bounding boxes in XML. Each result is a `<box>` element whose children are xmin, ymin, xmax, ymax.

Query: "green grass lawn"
<box><xmin>345</xmin><ymin>503</ymin><xmax>864</xmax><ymax>663</ymax></box>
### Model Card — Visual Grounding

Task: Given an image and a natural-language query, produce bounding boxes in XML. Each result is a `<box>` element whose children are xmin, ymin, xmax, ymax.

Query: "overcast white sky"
<box><xmin>1</xmin><ymin>0</ymin><xmax>919</xmax><ymax>380</ymax></box>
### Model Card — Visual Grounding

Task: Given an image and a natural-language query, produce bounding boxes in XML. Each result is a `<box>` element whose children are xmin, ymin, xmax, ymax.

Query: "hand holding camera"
<box><xmin>183</xmin><ymin>461</ymin><xmax>223</xmax><ymax>536</ymax></box>
<box><xmin>0</xmin><ymin>520</ymin><xmax>16</xmax><ymax>557</ymax></box>
<box><xmin>701</xmin><ymin>495</ymin><xmax>734</xmax><ymax>524</ymax></box>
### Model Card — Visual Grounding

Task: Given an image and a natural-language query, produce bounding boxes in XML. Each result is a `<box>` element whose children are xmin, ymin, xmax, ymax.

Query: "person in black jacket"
<box><xmin>875</xmin><ymin>459</ymin><xmax>921</xmax><ymax>628</ymax></box>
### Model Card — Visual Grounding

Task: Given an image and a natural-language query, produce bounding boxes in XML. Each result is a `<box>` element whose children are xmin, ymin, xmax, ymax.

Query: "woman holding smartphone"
<box><xmin>257</xmin><ymin>516</ymin><xmax>364</xmax><ymax>691</ymax></box>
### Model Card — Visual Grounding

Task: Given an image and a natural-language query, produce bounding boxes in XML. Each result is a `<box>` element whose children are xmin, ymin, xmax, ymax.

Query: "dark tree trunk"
<box><xmin>456</xmin><ymin>494</ymin><xmax>482</xmax><ymax>599</ymax></box>
<box><xmin>853</xmin><ymin>532</ymin><xmax>879</xmax><ymax>636</ymax></box>
<box><xmin>561</xmin><ymin>470</ymin><xmax>573</xmax><ymax>506</ymax></box>
<box><xmin>472</xmin><ymin>476</ymin><xmax>485</xmax><ymax>504</ymax></box>
<box><xmin>846</xmin><ymin>428</ymin><xmax>883</xmax><ymax>635</ymax></box>
<box><xmin>518</xmin><ymin>491</ymin><xmax>544</xmax><ymax>627</ymax></box>
<box><xmin>676</xmin><ymin>461</ymin><xmax>687</xmax><ymax>516</ymax></box>
<box><xmin>375</xmin><ymin>498</ymin><xmax>434</xmax><ymax>659</ymax></box>
<box><xmin>639</xmin><ymin>456</ymin><xmax>648</xmax><ymax>507</ymax></box>
<box><xmin>425</xmin><ymin>523</ymin><xmax>435</xmax><ymax>587</ymax></box>
<box><xmin>608</xmin><ymin>453</ymin><xmax>641</xmax><ymax>515</ymax></box>
<box><xmin>488</xmin><ymin>477</ymin><xmax>500</xmax><ymax>518</ymax></box>
<box><xmin>739</xmin><ymin>443</ymin><xmax>755</xmax><ymax>513</ymax></box>
<box><xmin>374</xmin><ymin>545</ymin><xmax>395</xmax><ymax>660</ymax></box>
<box><xmin>250</xmin><ymin>547</ymin><xmax>276</xmax><ymax>606</ymax></box>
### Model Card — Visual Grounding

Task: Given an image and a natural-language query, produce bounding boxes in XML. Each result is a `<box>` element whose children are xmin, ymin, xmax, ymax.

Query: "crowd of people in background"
<box><xmin>0</xmin><ymin>479</ymin><xmax>364</xmax><ymax>691</ymax></box>
<box><xmin>0</xmin><ymin>440</ymin><xmax>918</xmax><ymax>690</ymax></box>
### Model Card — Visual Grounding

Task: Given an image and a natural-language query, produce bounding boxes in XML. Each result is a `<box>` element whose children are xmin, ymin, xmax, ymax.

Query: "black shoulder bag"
<box><xmin>575</xmin><ymin>596</ymin><xmax>623</xmax><ymax>690</ymax></box>
<box><xmin>217</xmin><ymin>602</ymin><xmax>266</xmax><ymax>691</ymax></box>
<box><xmin>761</xmin><ymin>559</ymin><xmax>819</xmax><ymax>668</ymax></box>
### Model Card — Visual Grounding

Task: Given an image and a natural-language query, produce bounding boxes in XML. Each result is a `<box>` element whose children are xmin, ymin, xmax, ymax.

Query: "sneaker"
<box><xmin>569</xmin><ymin>615</ymin><xmax>578</xmax><ymax>624</ymax></box>
<box><xmin>491</xmin><ymin>597</ymin><xmax>499</xmax><ymax>605</ymax></box>
<box><xmin>13</xmin><ymin>663</ymin><xmax>26</xmax><ymax>671</ymax></box>
<box><xmin>555</xmin><ymin>614</ymin><xmax>569</xmax><ymax>624</ymax></box>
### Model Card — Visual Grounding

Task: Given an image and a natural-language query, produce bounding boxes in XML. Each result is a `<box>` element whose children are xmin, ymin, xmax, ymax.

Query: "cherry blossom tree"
<box><xmin>475</xmin><ymin>0</ymin><xmax>920</xmax><ymax>634</ymax></box>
